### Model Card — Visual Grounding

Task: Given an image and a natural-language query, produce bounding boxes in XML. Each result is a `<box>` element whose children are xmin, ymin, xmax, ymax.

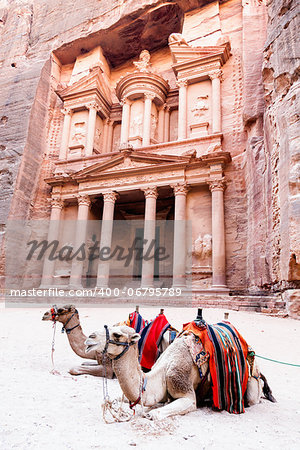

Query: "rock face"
<box><xmin>0</xmin><ymin>0</ymin><xmax>299</xmax><ymax>316</ymax></box>
<box><xmin>244</xmin><ymin>0</ymin><xmax>299</xmax><ymax>306</ymax></box>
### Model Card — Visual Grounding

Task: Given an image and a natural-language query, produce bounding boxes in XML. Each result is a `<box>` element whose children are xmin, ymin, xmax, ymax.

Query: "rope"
<box><xmin>50</xmin><ymin>321</ymin><xmax>61</xmax><ymax>375</ymax></box>
<box><xmin>256</xmin><ymin>354</ymin><xmax>300</xmax><ymax>367</ymax></box>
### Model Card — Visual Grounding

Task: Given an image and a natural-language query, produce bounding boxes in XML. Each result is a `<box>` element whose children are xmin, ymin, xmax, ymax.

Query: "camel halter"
<box><xmin>50</xmin><ymin>305</ymin><xmax>80</xmax><ymax>334</ymax></box>
<box><xmin>102</xmin><ymin>325</ymin><xmax>136</xmax><ymax>361</ymax></box>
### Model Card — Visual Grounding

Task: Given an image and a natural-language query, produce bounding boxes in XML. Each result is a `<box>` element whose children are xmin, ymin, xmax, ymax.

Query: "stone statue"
<box><xmin>133</xmin><ymin>50</ymin><xmax>152</xmax><ymax>73</ymax></box>
<box><xmin>168</xmin><ymin>33</ymin><xmax>188</xmax><ymax>46</ymax></box>
<box><xmin>193</xmin><ymin>234</ymin><xmax>212</xmax><ymax>259</ymax></box>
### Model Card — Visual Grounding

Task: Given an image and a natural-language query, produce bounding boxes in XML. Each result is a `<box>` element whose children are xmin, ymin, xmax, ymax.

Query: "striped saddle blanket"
<box><xmin>183</xmin><ymin>321</ymin><xmax>250</xmax><ymax>414</ymax></box>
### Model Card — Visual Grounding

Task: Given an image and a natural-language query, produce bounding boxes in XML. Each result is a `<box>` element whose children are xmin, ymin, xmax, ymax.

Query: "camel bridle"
<box><xmin>50</xmin><ymin>305</ymin><xmax>80</xmax><ymax>334</ymax></box>
<box><xmin>102</xmin><ymin>325</ymin><xmax>136</xmax><ymax>361</ymax></box>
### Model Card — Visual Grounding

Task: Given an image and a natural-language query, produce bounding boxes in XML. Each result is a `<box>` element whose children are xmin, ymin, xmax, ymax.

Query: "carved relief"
<box><xmin>130</xmin><ymin>114</ymin><xmax>143</xmax><ymax>137</ymax></box>
<box><xmin>191</xmin><ymin>95</ymin><xmax>209</xmax><ymax>119</ymax></box>
<box><xmin>71</xmin><ymin>122</ymin><xmax>86</xmax><ymax>145</ymax></box>
<box><xmin>208</xmin><ymin>178</ymin><xmax>227</xmax><ymax>192</ymax></box>
<box><xmin>192</xmin><ymin>234</ymin><xmax>212</xmax><ymax>259</ymax></box>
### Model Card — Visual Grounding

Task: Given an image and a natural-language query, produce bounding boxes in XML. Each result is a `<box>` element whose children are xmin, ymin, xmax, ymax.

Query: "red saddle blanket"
<box><xmin>183</xmin><ymin>321</ymin><xmax>250</xmax><ymax>414</ymax></box>
<box><xmin>138</xmin><ymin>313</ymin><xmax>170</xmax><ymax>370</ymax></box>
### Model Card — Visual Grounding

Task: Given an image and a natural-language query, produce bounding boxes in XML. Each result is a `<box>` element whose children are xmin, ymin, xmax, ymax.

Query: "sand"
<box><xmin>0</xmin><ymin>303</ymin><xmax>299</xmax><ymax>449</ymax></box>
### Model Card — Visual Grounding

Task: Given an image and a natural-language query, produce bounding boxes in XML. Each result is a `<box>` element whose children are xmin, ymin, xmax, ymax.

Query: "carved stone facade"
<box><xmin>1</xmin><ymin>0</ymin><xmax>298</xmax><ymax>314</ymax></box>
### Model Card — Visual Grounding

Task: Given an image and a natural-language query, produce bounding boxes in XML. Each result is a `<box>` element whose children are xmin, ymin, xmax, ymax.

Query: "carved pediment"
<box><xmin>72</xmin><ymin>150</ymin><xmax>191</xmax><ymax>180</ymax></box>
<box><xmin>168</xmin><ymin>34</ymin><xmax>230</xmax><ymax>77</ymax></box>
<box><xmin>56</xmin><ymin>66</ymin><xmax>112</xmax><ymax>106</ymax></box>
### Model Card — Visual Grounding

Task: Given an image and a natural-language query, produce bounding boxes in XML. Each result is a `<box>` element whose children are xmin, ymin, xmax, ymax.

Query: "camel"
<box><xmin>42</xmin><ymin>305</ymin><xmax>171</xmax><ymax>378</ymax></box>
<box><xmin>42</xmin><ymin>304</ymin><xmax>114</xmax><ymax>378</ymax></box>
<box><xmin>85</xmin><ymin>324</ymin><xmax>276</xmax><ymax>420</ymax></box>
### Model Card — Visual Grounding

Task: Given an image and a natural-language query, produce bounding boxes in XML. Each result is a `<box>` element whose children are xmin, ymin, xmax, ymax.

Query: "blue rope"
<box><xmin>256</xmin><ymin>354</ymin><xmax>300</xmax><ymax>367</ymax></box>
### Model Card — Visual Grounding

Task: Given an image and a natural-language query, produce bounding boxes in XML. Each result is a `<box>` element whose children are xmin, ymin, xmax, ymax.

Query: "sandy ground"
<box><xmin>0</xmin><ymin>303</ymin><xmax>300</xmax><ymax>450</ymax></box>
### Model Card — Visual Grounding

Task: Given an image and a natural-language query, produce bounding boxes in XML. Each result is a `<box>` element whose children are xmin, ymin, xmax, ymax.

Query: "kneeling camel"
<box><xmin>85</xmin><ymin>325</ymin><xmax>276</xmax><ymax>419</ymax></box>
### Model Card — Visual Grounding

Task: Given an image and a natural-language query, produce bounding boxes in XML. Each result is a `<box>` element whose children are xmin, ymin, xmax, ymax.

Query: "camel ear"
<box><xmin>130</xmin><ymin>333</ymin><xmax>140</xmax><ymax>343</ymax></box>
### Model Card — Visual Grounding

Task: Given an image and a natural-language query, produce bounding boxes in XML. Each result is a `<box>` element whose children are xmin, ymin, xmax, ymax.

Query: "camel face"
<box><xmin>42</xmin><ymin>304</ymin><xmax>77</xmax><ymax>322</ymax></box>
<box><xmin>85</xmin><ymin>331</ymin><xmax>104</xmax><ymax>354</ymax></box>
<box><xmin>106</xmin><ymin>326</ymin><xmax>140</xmax><ymax>358</ymax></box>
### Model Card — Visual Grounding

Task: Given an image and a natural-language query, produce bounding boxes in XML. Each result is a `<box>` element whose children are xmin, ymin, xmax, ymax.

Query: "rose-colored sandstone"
<box><xmin>0</xmin><ymin>0</ymin><xmax>299</xmax><ymax>316</ymax></box>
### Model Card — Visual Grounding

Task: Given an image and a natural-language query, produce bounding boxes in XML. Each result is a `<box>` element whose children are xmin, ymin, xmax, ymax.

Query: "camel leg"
<box><xmin>245</xmin><ymin>376</ymin><xmax>263</xmax><ymax>406</ymax></box>
<box><xmin>81</xmin><ymin>361</ymin><xmax>99</xmax><ymax>366</ymax></box>
<box><xmin>147</xmin><ymin>394</ymin><xmax>196</xmax><ymax>420</ymax></box>
<box><xmin>69</xmin><ymin>364</ymin><xmax>114</xmax><ymax>378</ymax></box>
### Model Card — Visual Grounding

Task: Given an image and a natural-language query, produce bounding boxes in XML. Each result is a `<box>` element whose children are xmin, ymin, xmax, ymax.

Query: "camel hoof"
<box><xmin>69</xmin><ymin>367</ymin><xmax>81</xmax><ymax>376</ymax></box>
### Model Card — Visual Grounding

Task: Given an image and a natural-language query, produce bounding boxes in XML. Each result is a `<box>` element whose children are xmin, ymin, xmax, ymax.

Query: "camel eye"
<box><xmin>112</xmin><ymin>332</ymin><xmax>122</xmax><ymax>340</ymax></box>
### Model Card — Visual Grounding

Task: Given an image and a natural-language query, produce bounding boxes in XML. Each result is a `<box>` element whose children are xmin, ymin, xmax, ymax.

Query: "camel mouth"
<box><xmin>42</xmin><ymin>314</ymin><xmax>51</xmax><ymax>321</ymax></box>
<box><xmin>85</xmin><ymin>343</ymin><xmax>97</xmax><ymax>354</ymax></box>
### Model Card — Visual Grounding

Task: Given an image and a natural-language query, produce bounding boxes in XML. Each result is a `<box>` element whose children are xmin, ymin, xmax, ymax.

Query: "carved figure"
<box><xmin>193</xmin><ymin>234</ymin><xmax>212</xmax><ymax>259</ymax></box>
<box><xmin>133</xmin><ymin>50</ymin><xmax>152</xmax><ymax>73</ymax></box>
<box><xmin>191</xmin><ymin>95</ymin><xmax>209</xmax><ymax>119</ymax></box>
<box><xmin>71</xmin><ymin>122</ymin><xmax>86</xmax><ymax>144</ymax></box>
<box><xmin>130</xmin><ymin>114</ymin><xmax>143</xmax><ymax>136</ymax></box>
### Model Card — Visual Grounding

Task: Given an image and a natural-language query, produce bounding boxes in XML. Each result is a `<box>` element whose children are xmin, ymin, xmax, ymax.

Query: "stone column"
<box><xmin>96</xmin><ymin>191</ymin><xmax>118</xmax><ymax>287</ymax></box>
<box><xmin>102</xmin><ymin>118</ymin><xmax>110</xmax><ymax>153</ymax></box>
<box><xmin>120</xmin><ymin>98</ymin><xmax>131</xmax><ymax>145</ymax></box>
<box><xmin>142</xmin><ymin>93</ymin><xmax>154</xmax><ymax>146</ymax></box>
<box><xmin>177</xmin><ymin>80</ymin><xmax>188</xmax><ymax>140</ymax></box>
<box><xmin>210</xmin><ymin>70</ymin><xmax>222</xmax><ymax>134</ymax></box>
<box><xmin>172</xmin><ymin>183</ymin><xmax>188</xmax><ymax>287</ymax></box>
<box><xmin>86</xmin><ymin>102</ymin><xmax>98</xmax><ymax>156</ymax></box>
<box><xmin>208</xmin><ymin>178</ymin><xmax>227</xmax><ymax>288</ymax></box>
<box><xmin>106</xmin><ymin>120</ymin><xmax>114</xmax><ymax>153</ymax></box>
<box><xmin>69</xmin><ymin>194</ymin><xmax>91</xmax><ymax>288</ymax></box>
<box><xmin>40</xmin><ymin>197</ymin><xmax>64</xmax><ymax>287</ymax></box>
<box><xmin>164</xmin><ymin>104</ymin><xmax>170</xmax><ymax>142</ymax></box>
<box><xmin>141</xmin><ymin>187</ymin><xmax>158</xmax><ymax>287</ymax></box>
<box><xmin>59</xmin><ymin>108</ymin><xmax>72</xmax><ymax>160</ymax></box>
<box><xmin>157</xmin><ymin>107</ymin><xmax>165</xmax><ymax>143</ymax></box>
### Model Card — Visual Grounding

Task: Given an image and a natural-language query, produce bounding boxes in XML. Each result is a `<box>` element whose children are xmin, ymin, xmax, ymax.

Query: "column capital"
<box><xmin>209</xmin><ymin>70</ymin><xmax>223</xmax><ymax>81</ymax></box>
<box><xmin>163</xmin><ymin>103</ymin><xmax>170</xmax><ymax>112</ymax></box>
<box><xmin>142</xmin><ymin>186</ymin><xmax>158</xmax><ymax>199</ymax></box>
<box><xmin>120</xmin><ymin>97</ymin><xmax>132</xmax><ymax>106</ymax></box>
<box><xmin>103</xmin><ymin>191</ymin><xmax>119</xmax><ymax>203</ymax></box>
<box><xmin>77</xmin><ymin>193</ymin><xmax>91</xmax><ymax>207</ymax></box>
<box><xmin>172</xmin><ymin>182</ymin><xmax>189</xmax><ymax>196</ymax></box>
<box><xmin>61</xmin><ymin>107</ymin><xmax>72</xmax><ymax>116</ymax></box>
<box><xmin>50</xmin><ymin>196</ymin><xmax>64</xmax><ymax>209</ymax></box>
<box><xmin>144</xmin><ymin>93</ymin><xmax>155</xmax><ymax>101</ymax></box>
<box><xmin>87</xmin><ymin>101</ymin><xmax>99</xmax><ymax>111</ymax></box>
<box><xmin>208</xmin><ymin>178</ymin><xmax>227</xmax><ymax>192</ymax></box>
<box><xmin>177</xmin><ymin>79</ymin><xmax>188</xmax><ymax>88</ymax></box>
<box><xmin>104</xmin><ymin>117</ymin><xmax>111</xmax><ymax>126</ymax></box>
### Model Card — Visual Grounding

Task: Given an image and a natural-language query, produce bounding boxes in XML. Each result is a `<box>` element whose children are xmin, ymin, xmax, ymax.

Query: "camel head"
<box><xmin>42</xmin><ymin>304</ymin><xmax>78</xmax><ymax>323</ymax></box>
<box><xmin>85</xmin><ymin>325</ymin><xmax>140</xmax><ymax>359</ymax></box>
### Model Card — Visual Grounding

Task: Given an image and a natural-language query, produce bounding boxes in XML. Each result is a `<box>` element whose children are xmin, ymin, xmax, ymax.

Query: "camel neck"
<box><xmin>113</xmin><ymin>346</ymin><xmax>143</xmax><ymax>402</ymax></box>
<box><xmin>60</xmin><ymin>314</ymin><xmax>94</xmax><ymax>359</ymax></box>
